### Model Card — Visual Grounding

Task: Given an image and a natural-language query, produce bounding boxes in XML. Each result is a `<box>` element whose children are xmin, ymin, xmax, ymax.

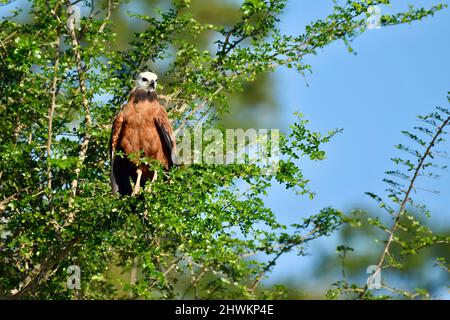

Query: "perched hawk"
<box><xmin>109</xmin><ymin>71</ymin><xmax>176</xmax><ymax>196</ymax></box>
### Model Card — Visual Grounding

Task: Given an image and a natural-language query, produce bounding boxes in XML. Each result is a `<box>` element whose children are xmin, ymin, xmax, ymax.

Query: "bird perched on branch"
<box><xmin>109</xmin><ymin>71</ymin><xmax>176</xmax><ymax>196</ymax></box>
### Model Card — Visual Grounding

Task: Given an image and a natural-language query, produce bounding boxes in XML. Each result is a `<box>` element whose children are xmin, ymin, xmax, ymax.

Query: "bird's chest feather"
<box><xmin>120</xmin><ymin>103</ymin><xmax>162</xmax><ymax>156</ymax></box>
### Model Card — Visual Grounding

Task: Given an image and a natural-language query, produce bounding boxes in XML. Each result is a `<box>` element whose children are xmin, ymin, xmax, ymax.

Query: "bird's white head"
<box><xmin>135</xmin><ymin>71</ymin><xmax>158</xmax><ymax>92</ymax></box>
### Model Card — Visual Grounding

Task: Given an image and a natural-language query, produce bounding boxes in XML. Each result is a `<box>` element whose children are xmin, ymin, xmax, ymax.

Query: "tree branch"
<box><xmin>98</xmin><ymin>0</ymin><xmax>113</xmax><ymax>33</ymax></box>
<box><xmin>46</xmin><ymin>29</ymin><xmax>61</xmax><ymax>192</ymax></box>
<box><xmin>66</xmin><ymin>1</ymin><xmax>92</xmax><ymax>213</ymax></box>
<box><xmin>359</xmin><ymin>113</ymin><xmax>450</xmax><ymax>298</ymax></box>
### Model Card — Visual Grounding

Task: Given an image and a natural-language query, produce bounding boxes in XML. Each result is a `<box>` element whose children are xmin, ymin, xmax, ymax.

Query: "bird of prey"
<box><xmin>109</xmin><ymin>71</ymin><xmax>176</xmax><ymax>196</ymax></box>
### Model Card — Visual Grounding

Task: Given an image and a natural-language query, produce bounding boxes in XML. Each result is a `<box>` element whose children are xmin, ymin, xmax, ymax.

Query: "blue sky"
<box><xmin>263</xmin><ymin>0</ymin><xmax>450</xmax><ymax>293</ymax></box>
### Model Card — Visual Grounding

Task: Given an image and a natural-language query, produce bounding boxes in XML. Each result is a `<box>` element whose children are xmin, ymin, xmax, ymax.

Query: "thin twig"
<box><xmin>148</xmin><ymin>256</ymin><xmax>183</xmax><ymax>290</ymax></box>
<box><xmin>0</xmin><ymin>194</ymin><xmax>19</xmax><ymax>213</ymax></box>
<box><xmin>174</xmin><ymin>85</ymin><xmax>223</xmax><ymax>136</ymax></box>
<box><xmin>247</xmin><ymin>227</ymin><xmax>321</xmax><ymax>293</ymax></box>
<box><xmin>46</xmin><ymin>29</ymin><xmax>61</xmax><ymax>192</ymax></box>
<box><xmin>98</xmin><ymin>0</ymin><xmax>113</xmax><ymax>33</ymax></box>
<box><xmin>66</xmin><ymin>0</ymin><xmax>92</xmax><ymax>212</ymax></box>
<box><xmin>359</xmin><ymin>114</ymin><xmax>450</xmax><ymax>298</ymax></box>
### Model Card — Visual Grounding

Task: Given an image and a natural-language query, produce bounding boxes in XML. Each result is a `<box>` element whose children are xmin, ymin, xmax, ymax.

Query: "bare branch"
<box><xmin>0</xmin><ymin>193</ymin><xmax>18</xmax><ymax>213</ymax></box>
<box><xmin>98</xmin><ymin>0</ymin><xmax>113</xmax><ymax>33</ymax></box>
<box><xmin>46</xmin><ymin>30</ymin><xmax>61</xmax><ymax>192</ymax></box>
<box><xmin>65</xmin><ymin>0</ymin><xmax>92</xmax><ymax>212</ymax></box>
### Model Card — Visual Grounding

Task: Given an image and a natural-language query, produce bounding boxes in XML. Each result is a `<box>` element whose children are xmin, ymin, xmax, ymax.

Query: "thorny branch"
<box><xmin>358</xmin><ymin>113</ymin><xmax>450</xmax><ymax>298</ymax></box>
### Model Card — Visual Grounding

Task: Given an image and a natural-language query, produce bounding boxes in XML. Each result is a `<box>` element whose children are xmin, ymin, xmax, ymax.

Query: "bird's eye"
<box><xmin>142</xmin><ymin>77</ymin><xmax>148</xmax><ymax>82</ymax></box>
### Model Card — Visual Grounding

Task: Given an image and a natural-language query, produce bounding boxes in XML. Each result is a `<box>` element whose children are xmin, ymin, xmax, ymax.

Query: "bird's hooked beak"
<box><xmin>150</xmin><ymin>80</ymin><xmax>156</xmax><ymax>90</ymax></box>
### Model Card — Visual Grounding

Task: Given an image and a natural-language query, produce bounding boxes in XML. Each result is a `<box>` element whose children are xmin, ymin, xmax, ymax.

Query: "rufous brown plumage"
<box><xmin>109</xmin><ymin>72</ymin><xmax>176</xmax><ymax>196</ymax></box>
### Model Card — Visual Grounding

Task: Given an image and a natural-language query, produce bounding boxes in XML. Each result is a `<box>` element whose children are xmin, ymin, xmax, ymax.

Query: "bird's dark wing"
<box><xmin>111</xmin><ymin>155</ymin><xmax>133</xmax><ymax>196</ymax></box>
<box><xmin>154</xmin><ymin>105</ymin><xmax>177</xmax><ymax>168</ymax></box>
